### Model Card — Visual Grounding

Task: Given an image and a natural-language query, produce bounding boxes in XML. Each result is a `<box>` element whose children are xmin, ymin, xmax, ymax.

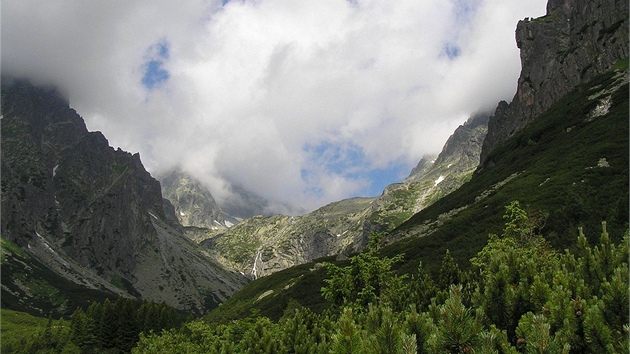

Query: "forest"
<box><xmin>7</xmin><ymin>201</ymin><xmax>627</xmax><ymax>353</ymax></box>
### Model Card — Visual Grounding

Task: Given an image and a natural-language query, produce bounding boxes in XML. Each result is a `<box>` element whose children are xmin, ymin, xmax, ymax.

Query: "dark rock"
<box><xmin>480</xmin><ymin>0</ymin><xmax>629</xmax><ymax>166</ymax></box>
<box><xmin>159</xmin><ymin>169</ymin><xmax>237</xmax><ymax>229</ymax></box>
<box><xmin>1</xmin><ymin>78</ymin><xmax>247</xmax><ymax>314</ymax></box>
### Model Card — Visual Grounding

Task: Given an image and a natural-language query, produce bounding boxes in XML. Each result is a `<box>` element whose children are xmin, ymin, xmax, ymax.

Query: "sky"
<box><xmin>2</xmin><ymin>0</ymin><xmax>547</xmax><ymax>215</ymax></box>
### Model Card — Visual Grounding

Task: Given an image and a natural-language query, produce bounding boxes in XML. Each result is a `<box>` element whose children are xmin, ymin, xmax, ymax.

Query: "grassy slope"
<box><xmin>204</xmin><ymin>66</ymin><xmax>629</xmax><ymax>322</ymax></box>
<box><xmin>0</xmin><ymin>309</ymin><xmax>54</xmax><ymax>345</ymax></box>
<box><xmin>1</xmin><ymin>237</ymin><xmax>118</xmax><ymax>318</ymax></box>
<box><xmin>386</xmin><ymin>68</ymin><xmax>629</xmax><ymax>275</ymax></box>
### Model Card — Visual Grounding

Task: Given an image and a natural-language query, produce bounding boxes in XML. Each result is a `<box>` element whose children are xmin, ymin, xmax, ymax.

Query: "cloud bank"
<box><xmin>2</xmin><ymin>0</ymin><xmax>547</xmax><ymax>214</ymax></box>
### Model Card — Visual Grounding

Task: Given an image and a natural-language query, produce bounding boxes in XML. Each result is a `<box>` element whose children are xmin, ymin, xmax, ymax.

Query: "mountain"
<box><xmin>480</xmin><ymin>0</ymin><xmax>628</xmax><ymax>165</ymax></box>
<box><xmin>159</xmin><ymin>168</ymin><xmax>238</xmax><ymax>231</ymax></box>
<box><xmin>0</xmin><ymin>79</ymin><xmax>247</xmax><ymax>316</ymax></box>
<box><xmin>201</xmin><ymin>0</ymin><xmax>628</xmax><ymax>321</ymax></box>
<box><xmin>201</xmin><ymin>111</ymin><xmax>489</xmax><ymax>278</ymax></box>
<box><xmin>206</xmin><ymin>62</ymin><xmax>629</xmax><ymax>324</ymax></box>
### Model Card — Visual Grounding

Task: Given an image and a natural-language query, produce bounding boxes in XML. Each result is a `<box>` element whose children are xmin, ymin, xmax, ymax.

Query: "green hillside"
<box><xmin>1</xmin><ymin>237</ymin><xmax>118</xmax><ymax>318</ymax></box>
<box><xmin>204</xmin><ymin>65</ymin><xmax>629</xmax><ymax>323</ymax></box>
<box><xmin>384</xmin><ymin>67</ymin><xmax>629</xmax><ymax>274</ymax></box>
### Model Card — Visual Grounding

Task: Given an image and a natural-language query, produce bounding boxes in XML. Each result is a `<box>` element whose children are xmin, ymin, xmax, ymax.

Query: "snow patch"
<box><xmin>52</xmin><ymin>164</ymin><xmax>59</xmax><ymax>177</ymax></box>
<box><xmin>434</xmin><ymin>175</ymin><xmax>445</xmax><ymax>186</ymax></box>
<box><xmin>148</xmin><ymin>211</ymin><xmax>158</xmax><ymax>219</ymax></box>
<box><xmin>180</xmin><ymin>211</ymin><xmax>186</xmax><ymax>217</ymax></box>
<box><xmin>225</xmin><ymin>220</ymin><xmax>234</xmax><ymax>228</ymax></box>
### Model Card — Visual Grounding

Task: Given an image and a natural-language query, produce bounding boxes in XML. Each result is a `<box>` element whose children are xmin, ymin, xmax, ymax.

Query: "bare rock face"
<box><xmin>480</xmin><ymin>0</ymin><xmax>628</xmax><ymax>166</ymax></box>
<box><xmin>160</xmin><ymin>169</ymin><xmax>238</xmax><ymax>229</ymax></box>
<box><xmin>1</xmin><ymin>79</ymin><xmax>247</xmax><ymax>314</ymax></box>
<box><xmin>1</xmin><ymin>79</ymin><xmax>162</xmax><ymax>277</ymax></box>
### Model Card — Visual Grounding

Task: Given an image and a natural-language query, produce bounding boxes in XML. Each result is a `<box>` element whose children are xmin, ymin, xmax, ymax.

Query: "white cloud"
<box><xmin>2</xmin><ymin>0</ymin><xmax>547</xmax><ymax>214</ymax></box>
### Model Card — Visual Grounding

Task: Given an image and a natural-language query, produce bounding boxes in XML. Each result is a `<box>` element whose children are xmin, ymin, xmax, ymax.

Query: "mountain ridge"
<box><xmin>1</xmin><ymin>79</ymin><xmax>247</xmax><ymax>315</ymax></box>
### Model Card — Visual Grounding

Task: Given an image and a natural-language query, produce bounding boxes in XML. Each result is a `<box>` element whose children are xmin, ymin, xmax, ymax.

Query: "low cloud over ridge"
<box><xmin>2</xmin><ymin>0</ymin><xmax>546</xmax><ymax>214</ymax></box>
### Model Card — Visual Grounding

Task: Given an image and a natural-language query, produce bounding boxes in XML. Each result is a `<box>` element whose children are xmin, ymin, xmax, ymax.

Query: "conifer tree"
<box><xmin>438</xmin><ymin>250</ymin><xmax>461</xmax><ymax>289</ymax></box>
<box><xmin>330</xmin><ymin>308</ymin><xmax>365</xmax><ymax>354</ymax></box>
<box><xmin>322</xmin><ymin>232</ymin><xmax>406</xmax><ymax>309</ymax></box>
<box><xmin>428</xmin><ymin>285</ymin><xmax>482</xmax><ymax>353</ymax></box>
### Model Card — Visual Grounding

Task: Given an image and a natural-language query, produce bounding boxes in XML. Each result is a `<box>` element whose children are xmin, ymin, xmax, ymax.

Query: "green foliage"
<box><xmin>139</xmin><ymin>200</ymin><xmax>628</xmax><ymax>353</ymax></box>
<box><xmin>321</xmin><ymin>233</ymin><xmax>407</xmax><ymax>309</ymax></box>
<box><xmin>515</xmin><ymin>313</ymin><xmax>571</xmax><ymax>353</ymax></box>
<box><xmin>1</xmin><ymin>298</ymin><xmax>184</xmax><ymax>353</ymax></box>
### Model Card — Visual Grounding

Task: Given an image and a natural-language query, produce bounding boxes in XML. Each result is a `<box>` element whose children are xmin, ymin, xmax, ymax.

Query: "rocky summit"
<box><xmin>480</xmin><ymin>0</ymin><xmax>628</xmax><ymax>166</ymax></box>
<box><xmin>0</xmin><ymin>79</ymin><xmax>247</xmax><ymax>315</ymax></box>
<box><xmin>159</xmin><ymin>168</ymin><xmax>238</xmax><ymax>230</ymax></box>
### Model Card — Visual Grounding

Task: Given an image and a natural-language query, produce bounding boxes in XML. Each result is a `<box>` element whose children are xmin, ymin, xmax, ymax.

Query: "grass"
<box><xmin>0</xmin><ymin>309</ymin><xmax>52</xmax><ymax>345</ymax></box>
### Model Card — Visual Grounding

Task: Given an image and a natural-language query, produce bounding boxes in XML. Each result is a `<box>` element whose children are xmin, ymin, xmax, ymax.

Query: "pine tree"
<box><xmin>515</xmin><ymin>313</ymin><xmax>570</xmax><ymax>353</ymax></box>
<box><xmin>322</xmin><ymin>232</ymin><xmax>406</xmax><ymax>310</ymax></box>
<box><xmin>330</xmin><ymin>308</ymin><xmax>365</xmax><ymax>354</ymax></box>
<box><xmin>429</xmin><ymin>285</ymin><xmax>482</xmax><ymax>353</ymax></box>
<box><xmin>438</xmin><ymin>250</ymin><xmax>461</xmax><ymax>289</ymax></box>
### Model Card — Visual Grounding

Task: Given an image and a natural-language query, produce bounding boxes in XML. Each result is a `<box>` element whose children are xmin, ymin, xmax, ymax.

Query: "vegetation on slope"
<box><xmin>0</xmin><ymin>237</ymin><xmax>118</xmax><ymax>317</ymax></box>
<box><xmin>385</xmin><ymin>66</ymin><xmax>629</xmax><ymax>275</ymax></box>
<box><xmin>135</xmin><ymin>203</ymin><xmax>629</xmax><ymax>353</ymax></box>
<box><xmin>1</xmin><ymin>298</ymin><xmax>184</xmax><ymax>353</ymax></box>
<box><xmin>199</xmin><ymin>66</ymin><xmax>629</xmax><ymax>322</ymax></box>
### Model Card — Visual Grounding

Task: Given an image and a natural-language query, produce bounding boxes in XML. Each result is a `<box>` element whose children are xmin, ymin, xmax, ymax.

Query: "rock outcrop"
<box><xmin>159</xmin><ymin>169</ymin><xmax>238</xmax><ymax>229</ymax></box>
<box><xmin>480</xmin><ymin>0</ymin><xmax>628</xmax><ymax>165</ymax></box>
<box><xmin>1</xmin><ymin>79</ymin><xmax>247</xmax><ymax>314</ymax></box>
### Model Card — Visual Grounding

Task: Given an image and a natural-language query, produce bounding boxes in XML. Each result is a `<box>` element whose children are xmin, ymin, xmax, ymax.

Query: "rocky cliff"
<box><xmin>1</xmin><ymin>79</ymin><xmax>247</xmax><ymax>314</ymax></box>
<box><xmin>480</xmin><ymin>0</ymin><xmax>628</xmax><ymax>165</ymax></box>
<box><xmin>159</xmin><ymin>169</ymin><xmax>238</xmax><ymax>230</ymax></box>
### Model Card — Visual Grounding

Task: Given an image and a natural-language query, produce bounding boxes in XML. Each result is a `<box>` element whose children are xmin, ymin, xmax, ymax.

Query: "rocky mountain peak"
<box><xmin>2</xmin><ymin>78</ymin><xmax>163</xmax><ymax>276</ymax></box>
<box><xmin>159</xmin><ymin>169</ymin><xmax>238</xmax><ymax>229</ymax></box>
<box><xmin>480</xmin><ymin>0</ymin><xmax>628</xmax><ymax>166</ymax></box>
<box><xmin>1</xmin><ymin>78</ymin><xmax>246</xmax><ymax>314</ymax></box>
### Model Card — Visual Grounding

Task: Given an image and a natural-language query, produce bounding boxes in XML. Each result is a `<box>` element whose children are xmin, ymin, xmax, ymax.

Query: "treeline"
<box><xmin>133</xmin><ymin>202</ymin><xmax>629</xmax><ymax>353</ymax></box>
<box><xmin>3</xmin><ymin>297</ymin><xmax>183</xmax><ymax>353</ymax></box>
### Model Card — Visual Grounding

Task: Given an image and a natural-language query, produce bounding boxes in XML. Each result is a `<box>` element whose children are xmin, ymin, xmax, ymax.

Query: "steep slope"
<box><xmin>0</xmin><ymin>79</ymin><xmax>247</xmax><ymax>315</ymax></box>
<box><xmin>159</xmin><ymin>169</ymin><xmax>238</xmax><ymax>230</ymax></box>
<box><xmin>205</xmin><ymin>65</ymin><xmax>629</xmax><ymax>323</ymax></box>
<box><xmin>369</xmin><ymin>112</ymin><xmax>489</xmax><ymax>228</ymax></box>
<box><xmin>202</xmin><ymin>0</ymin><xmax>628</xmax><ymax>320</ymax></box>
<box><xmin>203</xmin><ymin>111</ymin><xmax>488</xmax><ymax>278</ymax></box>
<box><xmin>481</xmin><ymin>0</ymin><xmax>628</xmax><ymax>165</ymax></box>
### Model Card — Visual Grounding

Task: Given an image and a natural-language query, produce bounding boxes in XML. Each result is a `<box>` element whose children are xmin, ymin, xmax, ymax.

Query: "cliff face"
<box><xmin>1</xmin><ymin>80</ymin><xmax>163</xmax><ymax>277</ymax></box>
<box><xmin>160</xmin><ymin>169</ymin><xmax>238</xmax><ymax>230</ymax></box>
<box><xmin>480</xmin><ymin>0</ymin><xmax>628</xmax><ymax>165</ymax></box>
<box><xmin>1</xmin><ymin>79</ymin><xmax>247</xmax><ymax>314</ymax></box>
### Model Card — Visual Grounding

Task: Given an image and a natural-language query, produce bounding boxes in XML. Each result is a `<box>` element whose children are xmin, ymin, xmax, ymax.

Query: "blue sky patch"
<box><xmin>364</xmin><ymin>163</ymin><xmax>410</xmax><ymax>196</ymax></box>
<box><xmin>303</xmin><ymin>140</ymin><xmax>410</xmax><ymax>198</ymax></box>
<box><xmin>141</xmin><ymin>40</ymin><xmax>170</xmax><ymax>90</ymax></box>
<box><xmin>442</xmin><ymin>43</ymin><xmax>461</xmax><ymax>60</ymax></box>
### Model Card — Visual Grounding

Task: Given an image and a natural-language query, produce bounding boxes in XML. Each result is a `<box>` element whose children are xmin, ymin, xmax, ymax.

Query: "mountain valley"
<box><xmin>1</xmin><ymin>0</ymin><xmax>628</xmax><ymax>351</ymax></box>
